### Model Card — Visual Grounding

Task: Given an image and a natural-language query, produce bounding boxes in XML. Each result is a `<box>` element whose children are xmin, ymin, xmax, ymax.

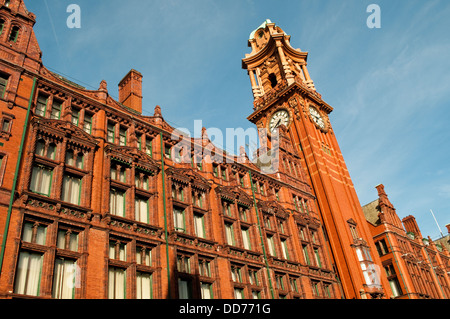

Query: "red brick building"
<box><xmin>363</xmin><ymin>184</ymin><xmax>450</xmax><ymax>299</ymax></box>
<box><xmin>0</xmin><ymin>0</ymin><xmax>446</xmax><ymax>300</ymax></box>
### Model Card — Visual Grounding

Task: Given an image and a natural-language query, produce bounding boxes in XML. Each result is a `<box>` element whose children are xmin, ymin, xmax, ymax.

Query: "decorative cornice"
<box><xmin>32</xmin><ymin>117</ymin><xmax>98</xmax><ymax>149</ymax></box>
<box><xmin>165</xmin><ymin>167</ymin><xmax>211</xmax><ymax>191</ymax></box>
<box><xmin>215</xmin><ymin>185</ymin><xmax>253</xmax><ymax>206</ymax></box>
<box><xmin>105</xmin><ymin>144</ymin><xmax>159</xmax><ymax>173</ymax></box>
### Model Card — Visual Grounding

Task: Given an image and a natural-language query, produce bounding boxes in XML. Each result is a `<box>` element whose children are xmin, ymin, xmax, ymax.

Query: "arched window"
<box><xmin>269</xmin><ymin>73</ymin><xmax>278</xmax><ymax>88</ymax></box>
<box><xmin>0</xmin><ymin>19</ymin><xmax>5</xmax><ymax>36</ymax></box>
<box><xmin>9</xmin><ymin>25</ymin><xmax>19</xmax><ymax>42</ymax></box>
<box><xmin>4</xmin><ymin>0</ymin><xmax>10</xmax><ymax>8</ymax></box>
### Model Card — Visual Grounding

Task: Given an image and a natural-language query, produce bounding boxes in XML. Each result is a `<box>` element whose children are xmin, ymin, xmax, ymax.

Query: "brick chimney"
<box><xmin>446</xmin><ymin>223</ymin><xmax>450</xmax><ymax>234</ymax></box>
<box><xmin>118</xmin><ymin>69</ymin><xmax>143</xmax><ymax>114</ymax></box>
<box><xmin>402</xmin><ymin>215</ymin><xmax>422</xmax><ymax>239</ymax></box>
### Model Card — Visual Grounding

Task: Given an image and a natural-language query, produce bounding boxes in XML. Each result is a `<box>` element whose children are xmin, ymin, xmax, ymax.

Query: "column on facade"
<box><xmin>276</xmin><ymin>42</ymin><xmax>294</xmax><ymax>85</ymax></box>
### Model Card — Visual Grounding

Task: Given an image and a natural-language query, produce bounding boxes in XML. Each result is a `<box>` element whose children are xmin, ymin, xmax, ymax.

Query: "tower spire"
<box><xmin>0</xmin><ymin>0</ymin><xmax>42</xmax><ymax>69</ymax></box>
<box><xmin>243</xmin><ymin>20</ymin><xmax>316</xmax><ymax>101</ymax></box>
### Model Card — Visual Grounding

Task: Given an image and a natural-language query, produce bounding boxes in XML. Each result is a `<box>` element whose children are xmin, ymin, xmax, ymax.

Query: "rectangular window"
<box><xmin>136</xmin><ymin>246</ymin><xmax>152</xmax><ymax>266</ymax></box>
<box><xmin>83</xmin><ymin>113</ymin><xmax>92</xmax><ymax>134</ymax></box>
<box><xmin>178</xmin><ymin>278</ymin><xmax>192</xmax><ymax>299</ymax></box>
<box><xmin>299</xmin><ymin>226</ymin><xmax>306</xmax><ymax>240</ymax></box>
<box><xmin>71</xmin><ymin>108</ymin><xmax>80</xmax><ymax>126</ymax></box>
<box><xmin>302</xmin><ymin>245</ymin><xmax>311</xmax><ymax>265</ymax></box>
<box><xmin>109</xmin><ymin>241</ymin><xmax>127</xmax><ymax>261</ymax></box>
<box><xmin>314</xmin><ymin>248</ymin><xmax>322</xmax><ymax>267</ymax></box>
<box><xmin>119</xmin><ymin>127</ymin><xmax>127</xmax><ymax>146</ymax></box>
<box><xmin>36</xmin><ymin>95</ymin><xmax>48</xmax><ymax>117</ymax></box>
<box><xmin>22</xmin><ymin>221</ymin><xmax>47</xmax><ymax>245</ymax></box>
<box><xmin>173</xmin><ymin>207</ymin><xmax>185</xmax><ymax>233</ymax></box>
<box><xmin>213</xmin><ymin>164</ymin><xmax>218</xmax><ymax>178</ymax></box>
<box><xmin>276</xmin><ymin>274</ymin><xmax>285</xmax><ymax>290</ymax></box>
<box><xmin>267</xmin><ymin>235</ymin><xmax>276</xmax><ymax>256</ymax></box>
<box><xmin>0</xmin><ymin>74</ymin><xmax>8</xmax><ymax>98</ymax></box>
<box><xmin>389</xmin><ymin>278</ymin><xmax>402</xmax><ymax>297</ymax></box>
<box><xmin>110</xmin><ymin>188</ymin><xmax>125</xmax><ymax>217</ymax></box>
<box><xmin>234</xmin><ymin>288</ymin><xmax>245</xmax><ymax>299</ymax></box>
<box><xmin>75</xmin><ymin>154</ymin><xmax>84</xmax><ymax>170</ymax></box>
<box><xmin>65</xmin><ymin>150</ymin><xmax>75</xmax><ymax>166</ymax></box>
<box><xmin>290</xmin><ymin>278</ymin><xmax>299</xmax><ymax>293</ymax></box>
<box><xmin>50</xmin><ymin>100</ymin><xmax>62</xmax><ymax>120</ymax></box>
<box><xmin>193</xmin><ymin>192</ymin><xmax>203</xmax><ymax>208</ymax></box>
<box><xmin>264</xmin><ymin>215</ymin><xmax>271</xmax><ymax>229</ymax></box>
<box><xmin>136</xmin><ymin>272</ymin><xmax>152</xmax><ymax>299</ymax></box>
<box><xmin>177</xmin><ymin>255</ymin><xmax>191</xmax><ymax>273</ymax></box>
<box><xmin>108</xmin><ymin>267</ymin><xmax>126</xmax><ymax>299</ymax></box>
<box><xmin>249</xmin><ymin>269</ymin><xmax>259</xmax><ymax>286</ymax></box>
<box><xmin>136</xmin><ymin>134</ymin><xmax>142</xmax><ymax>151</ymax></box>
<box><xmin>135</xmin><ymin>173</ymin><xmax>149</xmax><ymax>190</ymax></box>
<box><xmin>1</xmin><ymin>118</ymin><xmax>11</xmax><ymax>132</ymax></box>
<box><xmin>312</xmin><ymin>281</ymin><xmax>320</xmax><ymax>296</ymax></box>
<box><xmin>225</xmin><ymin>223</ymin><xmax>235</xmax><ymax>246</ymax></box>
<box><xmin>107</xmin><ymin>122</ymin><xmax>115</xmax><ymax>143</ymax></box>
<box><xmin>198</xmin><ymin>259</ymin><xmax>211</xmax><ymax>277</ymax></box>
<box><xmin>278</xmin><ymin>219</ymin><xmax>286</xmax><ymax>233</ymax></box>
<box><xmin>145</xmin><ymin>138</ymin><xmax>152</xmax><ymax>157</ymax></box>
<box><xmin>241</xmin><ymin>227</ymin><xmax>251</xmax><ymax>250</ymax></box>
<box><xmin>376</xmin><ymin>239</ymin><xmax>389</xmax><ymax>256</ymax></box>
<box><xmin>349</xmin><ymin>224</ymin><xmax>359</xmax><ymax>240</ymax></box>
<box><xmin>310</xmin><ymin>230</ymin><xmax>317</xmax><ymax>244</ymax></box>
<box><xmin>56</xmin><ymin>229</ymin><xmax>79</xmax><ymax>251</ymax></box>
<box><xmin>30</xmin><ymin>165</ymin><xmax>52</xmax><ymax>196</ymax></box>
<box><xmin>221</xmin><ymin>167</ymin><xmax>227</xmax><ymax>180</ymax></box>
<box><xmin>222</xmin><ymin>201</ymin><xmax>232</xmax><ymax>217</ymax></box>
<box><xmin>324</xmin><ymin>283</ymin><xmax>332</xmax><ymax>298</ymax></box>
<box><xmin>114</xmin><ymin>167</ymin><xmax>126</xmax><ymax>183</ymax></box>
<box><xmin>281</xmin><ymin>239</ymin><xmax>289</xmax><ymax>260</ymax></box>
<box><xmin>22</xmin><ymin>222</ymin><xmax>47</xmax><ymax>245</ymax></box>
<box><xmin>231</xmin><ymin>265</ymin><xmax>242</xmax><ymax>283</ymax></box>
<box><xmin>164</xmin><ymin>145</ymin><xmax>171</xmax><ymax>159</ymax></box>
<box><xmin>239</xmin><ymin>206</ymin><xmax>248</xmax><ymax>221</ymax></box>
<box><xmin>62</xmin><ymin>175</ymin><xmax>82</xmax><ymax>205</ymax></box>
<box><xmin>239</xmin><ymin>174</ymin><xmax>245</xmax><ymax>187</ymax></box>
<box><xmin>36</xmin><ymin>141</ymin><xmax>56</xmax><ymax>160</ymax></box>
<box><xmin>172</xmin><ymin>184</ymin><xmax>184</xmax><ymax>202</ymax></box>
<box><xmin>194</xmin><ymin>213</ymin><xmax>205</xmax><ymax>239</ymax></box>
<box><xmin>14</xmin><ymin>251</ymin><xmax>43</xmax><ymax>296</ymax></box>
<box><xmin>252</xmin><ymin>290</ymin><xmax>261</xmax><ymax>299</ymax></box>
<box><xmin>52</xmin><ymin>258</ymin><xmax>77</xmax><ymax>299</ymax></box>
<box><xmin>201</xmin><ymin>283</ymin><xmax>213</xmax><ymax>299</ymax></box>
<box><xmin>135</xmin><ymin>197</ymin><xmax>149</xmax><ymax>223</ymax></box>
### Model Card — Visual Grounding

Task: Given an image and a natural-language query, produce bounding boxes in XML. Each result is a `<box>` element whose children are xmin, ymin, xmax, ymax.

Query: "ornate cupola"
<box><xmin>242</xmin><ymin>19</ymin><xmax>316</xmax><ymax>101</ymax></box>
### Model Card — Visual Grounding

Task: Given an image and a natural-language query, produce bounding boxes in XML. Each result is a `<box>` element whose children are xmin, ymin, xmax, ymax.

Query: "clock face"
<box><xmin>269</xmin><ymin>110</ymin><xmax>290</xmax><ymax>132</ymax></box>
<box><xmin>309</xmin><ymin>106</ymin><xmax>325</xmax><ymax>129</ymax></box>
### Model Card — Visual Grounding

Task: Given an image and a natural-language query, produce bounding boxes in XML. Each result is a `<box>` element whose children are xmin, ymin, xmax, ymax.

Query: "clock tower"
<box><xmin>242</xmin><ymin>20</ymin><xmax>391</xmax><ymax>299</ymax></box>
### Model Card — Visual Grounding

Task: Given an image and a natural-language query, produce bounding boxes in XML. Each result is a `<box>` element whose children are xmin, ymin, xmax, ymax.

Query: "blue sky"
<box><xmin>26</xmin><ymin>0</ymin><xmax>450</xmax><ymax>240</ymax></box>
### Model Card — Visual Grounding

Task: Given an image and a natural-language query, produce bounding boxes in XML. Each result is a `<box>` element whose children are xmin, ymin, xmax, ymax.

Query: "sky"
<box><xmin>25</xmin><ymin>0</ymin><xmax>450</xmax><ymax>240</ymax></box>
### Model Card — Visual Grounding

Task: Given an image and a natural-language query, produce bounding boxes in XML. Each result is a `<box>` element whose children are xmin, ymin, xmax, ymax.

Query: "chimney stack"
<box><xmin>446</xmin><ymin>223</ymin><xmax>450</xmax><ymax>234</ymax></box>
<box><xmin>402</xmin><ymin>215</ymin><xmax>423</xmax><ymax>239</ymax></box>
<box><xmin>118</xmin><ymin>69</ymin><xmax>143</xmax><ymax>114</ymax></box>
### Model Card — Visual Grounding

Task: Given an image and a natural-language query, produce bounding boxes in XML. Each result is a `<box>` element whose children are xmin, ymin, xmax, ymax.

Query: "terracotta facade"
<box><xmin>363</xmin><ymin>184</ymin><xmax>450</xmax><ymax>299</ymax></box>
<box><xmin>0</xmin><ymin>1</ymin><xmax>447</xmax><ymax>300</ymax></box>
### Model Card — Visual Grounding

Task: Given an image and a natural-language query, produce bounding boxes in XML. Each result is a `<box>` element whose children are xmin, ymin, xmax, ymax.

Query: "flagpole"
<box><xmin>430</xmin><ymin>209</ymin><xmax>444</xmax><ymax>238</ymax></box>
